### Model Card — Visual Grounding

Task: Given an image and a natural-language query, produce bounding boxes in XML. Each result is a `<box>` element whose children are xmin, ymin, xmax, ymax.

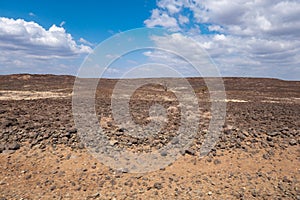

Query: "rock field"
<box><xmin>0</xmin><ymin>74</ymin><xmax>299</xmax><ymax>199</ymax></box>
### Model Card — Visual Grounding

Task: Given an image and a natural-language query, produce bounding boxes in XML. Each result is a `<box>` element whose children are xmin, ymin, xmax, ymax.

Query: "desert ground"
<box><xmin>0</xmin><ymin>74</ymin><xmax>299</xmax><ymax>199</ymax></box>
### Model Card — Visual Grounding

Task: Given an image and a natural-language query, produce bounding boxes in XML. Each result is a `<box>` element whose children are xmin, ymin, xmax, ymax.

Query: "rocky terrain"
<box><xmin>0</xmin><ymin>74</ymin><xmax>299</xmax><ymax>199</ymax></box>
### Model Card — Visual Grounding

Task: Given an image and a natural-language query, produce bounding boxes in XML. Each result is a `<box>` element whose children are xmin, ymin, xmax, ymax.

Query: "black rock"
<box><xmin>6</xmin><ymin>142</ymin><xmax>20</xmax><ymax>150</ymax></box>
<box><xmin>117</xmin><ymin>128</ymin><xmax>127</xmax><ymax>132</ymax></box>
<box><xmin>218</xmin><ymin>143</ymin><xmax>226</xmax><ymax>149</ymax></box>
<box><xmin>185</xmin><ymin>149</ymin><xmax>195</xmax><ymax>156</ymax></box>
<box><xmin>25</xmin><ymin>174</ymin><xmax>32</xmax><ymax>180</ymax></box>
<box><xmin>251</xmin><ymin>189</ymin><xmax>258</xmax><ymax>197</ymax></box>
<box><xmin>3</xmin><ymin>121</ymin><xmax>13</xmax><ymax>128</ymax></box>
<box><xmin>153</xmin><ymin>182</ymin><xmax>163</xmax><ymax>190</ymax></box>
<box><xmin>262</xmin><ymin>154</ymin><xmax>269</xmax><ymax>160</ymax></box>
<box><xmin>50</xmin><ymin>185</ymin><xmax>56</xmax><ymax>191</ymax></box>
<box><xmin>3</xmin><ymin>118</ymin><xmax>18</xmax><ymax>127</ymax></box>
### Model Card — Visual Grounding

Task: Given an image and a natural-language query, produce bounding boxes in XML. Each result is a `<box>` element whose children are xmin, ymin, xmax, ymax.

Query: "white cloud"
<box><xmin>0</xmin><ymin>17</ymin><xmax>92</xmax><ymax>57</ymax></box>
<box><xmin>59</xmin><ymin>21</ymin><xmax>66</xmax><ymax>27</ymax></box>
<box><xmin>178</xmin><ymin>15</ymin><xmax>189</xmax><ymax>25</ymax></box>
<box><xmin>29</xmin><ymin>12</ymin><xmax>35</xmax><ymax>17</ymax></box>
<box><xmin>79</xmin><ymin>37</ymin><xmax>94</xmax><ymax>46</ymax></box>
<box><xmin>213</xmin><ymin>34</ymin><xmax>226</xmax><ymax>41</ymax></box>
<box><xmin>144</xmin><ymin>0</ymin><xmax>300</xmax><ymax>80</ymax></box>
<box><xmin>157</xmin><ymin>0</ymin><xmax>185</xmax><ymax>14</ymax></box>
<box><xmin>0</xmin><ymin>17</ymin><xmax>92</xmax><ymax>74</ymax></box>
<box><xmin>208</xmin><ymin>25</ymin><xmax>223</xmax><ymax>32</ymax></box>
<box><xmin>145</xmin><ymin>33</ymin><xmax>219</xmax><ymax>77</ymax></box>
<box><xmin>144</xmin><ymin>9</ymin><xmax>179</xmax><ymax>30</ymax></box>
<box><xmin>105</xmin><ymin>54</ymin><xmax>120</xmax><ymax>59</ymax></box>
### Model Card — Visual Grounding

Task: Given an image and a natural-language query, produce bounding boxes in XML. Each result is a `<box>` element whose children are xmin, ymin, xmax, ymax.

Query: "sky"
<box><xmin>0</xmin><ymin>0</ymin><xmax>299</xmax><ymax>80</ymax></box>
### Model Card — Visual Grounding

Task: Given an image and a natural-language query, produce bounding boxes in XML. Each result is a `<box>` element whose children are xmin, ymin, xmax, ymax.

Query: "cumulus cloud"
<box><xmin>0</xmin><ymin>17</ymin><xmax>92</xmax><ymax>58</ymax></box>
<box><xmin>144</xmin><ymin>9</ymin><xmax>179</xmax><ymax>30</ymax></box>
<box><xmin>0</xmin><ymin>17</ymin><xmax>92</xmax><ymax>74</ymax></box>
<box><xmin>178</xmin><ymin>15</ymin><xmax>189</xmax><ymax>25</ymax></box>
<box><xmin>157</xmin><ymin>0</ymin><xmax>184</xmax><ymax>14</ymax></box>
<box><xmin>208</xmin><ymin>25</ymin><xmax>223</xmax><ymax>33</ymax></box>
<box><xmin>145</xmin><ymin>33</ymin><xmax>224</xmax><ymax>77</ymax></box>
<box><xmin>144</xmin><ymin>0</ymin><xmax>300</xmax><ymax>80</ymax></box>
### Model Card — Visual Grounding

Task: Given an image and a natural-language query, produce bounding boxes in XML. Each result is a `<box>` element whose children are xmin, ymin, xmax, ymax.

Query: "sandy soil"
<box><xmin>0</xmin><ymin>74</ymin><xmax>299</xmax><ymax>199</ymax></box>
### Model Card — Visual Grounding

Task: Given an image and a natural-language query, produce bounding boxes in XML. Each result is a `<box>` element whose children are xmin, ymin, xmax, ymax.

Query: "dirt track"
<box><xmin>0</xmin><ymin>74</ymin><xmax>299</xmax><ymax>199</ymax></box>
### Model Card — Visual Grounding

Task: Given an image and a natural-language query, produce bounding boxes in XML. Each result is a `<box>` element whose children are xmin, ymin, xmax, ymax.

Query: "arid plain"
<box><xmin>0</xmin><ymin>74</ymin><xmax>299</xmax><ymax>199</ymax></box>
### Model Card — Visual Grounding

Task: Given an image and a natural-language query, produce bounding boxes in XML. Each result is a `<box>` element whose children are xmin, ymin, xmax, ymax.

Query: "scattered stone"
<box><xmin>0</xmin><ymin>180</ymin><xmax>6</xmax><ymax>185</ymax></box>
<box><xmin>160</xmin><ymin>150</ymin><xmax>167</xmax><ymax>157</ymax></box>
<box><xmin>282</xmin><ymin>176</ymin><xmax>290</xmax><ymax>183</ymax></box>
<box><xmin>268</xmin><ymin>141</ymin><xmax>275</xmax><ymax>147</ymax></box>
<box><xmin>262</xmin><ymin>154</ymin><xmax>269</xmax><ymax>160</ymax></box>
<box><xmin>256</xmin><ymin>172</ymin><xmax>263</xmax><ymax>177</ymax></box>
<box><xmin>251</xmin><ymin>189</ymin><xmax>258</xmax><ymax>197</ymax></box>
<box><xmin>50</xmin><ymin>185</ymin><xmax>56</xmax><ymax>191</ymax></box>
<box><xmin>213</xmin><ymin>159</ymin><xmax>221</xmax><ymax>165</ymax></box>
<box><xmin>75</xmin><ymin>186</ymin><xmax>81</xmax><ymax>191</ymax></box>
<box><xmin>0</xmin><ymin>76</ymin><xmax>299</xmax><ymax>199</ymax></box>
<box><xmin>117</xmin><ymin>128</ymin><xmax>127</xmax><ymax>133</ymax></box>
<box><xmin>0</xmin><ymin>143</ymin><xmax>5</xmax><ymax>153</ymax></box>
<box><xmin>218</xmin><ymin>143</ymin><xmax>226</xmax><ymax>149</ymax></box>
<box><xmin>267</xmin><ymin>132</ymin><xmax>279</xmax><ymax>137</ymax></box>
<box><xmin>68</xmin><ymin>128</ymin><xmax>77</xmax><ymax>134</ymax></box>
<box><xmin>179</xmin><ymin>149</ymin><xmax>185</xmax><ymax>156</ymax></box>
<box><xmin>66</xmin><ymin>154</ymin><xmax>71</xmax><ymax>160</ymax></box>
<box><xmin>87</xmin><ymin>192</ymin><xmax>100</xmax><ymax>199</ymax></box>
<box><xmin>116</xmin><ymin>168</ymin><xmax>129</xmax><ymax>174</ymax></box>
<box><xmin>109</xmin><ymin>140</ymin><xmax>118</xmax><ymax>146</ymax></box>
<box><xmin>153</xmin><ymin>182</ymin><xmax>163</xmax><ymax>190</ymax></box>
<box><xmin>185</xmin><ymin>149</ymin><xmax>195</xmax><ymax>156</ymax></box>
<box><xmin>25</xmin><ymin>174</ymin><xmax>32</xmax><ymax>180</ymax></box>
<box><xmin>2</xmin><ymin>150</ymin><xmax>15</xmax><ymax>154</ymax></box>
<box><xmin>266</xmin><ymin>136</ymin><xmax>272</xmax><ymax>142</ymax></box>
<box><xmin>78</xmin><ymin>143</ymin><xmax>85</xmax><ymax>149</ymax></box>
<box><xmin>82</xmin><ymin>168</ymin><xmax>88</xmax><ymax>172</ymax></box>
<box><xmin>6</xmin><ymin>142</ymin><xmax>20</xmax><ymax>150</ymax></box>
<box><xmin>3</xmin><ymin>119</ymin><xmax>16</xmax><ymax>127</ymax></box>
<box><xmin>171</xmin><ymin>138</ymin><xmax>179</xmax><ymax>145</ymax></box>
<box><xmin>289</xmin><ymin>139</ymin><xmax>297</xmax><ymax>146</ymax></box>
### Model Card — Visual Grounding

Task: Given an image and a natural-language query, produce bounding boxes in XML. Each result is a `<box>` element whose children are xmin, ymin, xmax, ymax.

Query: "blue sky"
<box><xmin>0</xmin><ymin>0</ymin><xmax>299</xmax><ymax>80</ymax></box>
<box><xmin>0</xmin><ymin>0</ymin><xmax>156</xmax><ymax>43</ymax></box>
